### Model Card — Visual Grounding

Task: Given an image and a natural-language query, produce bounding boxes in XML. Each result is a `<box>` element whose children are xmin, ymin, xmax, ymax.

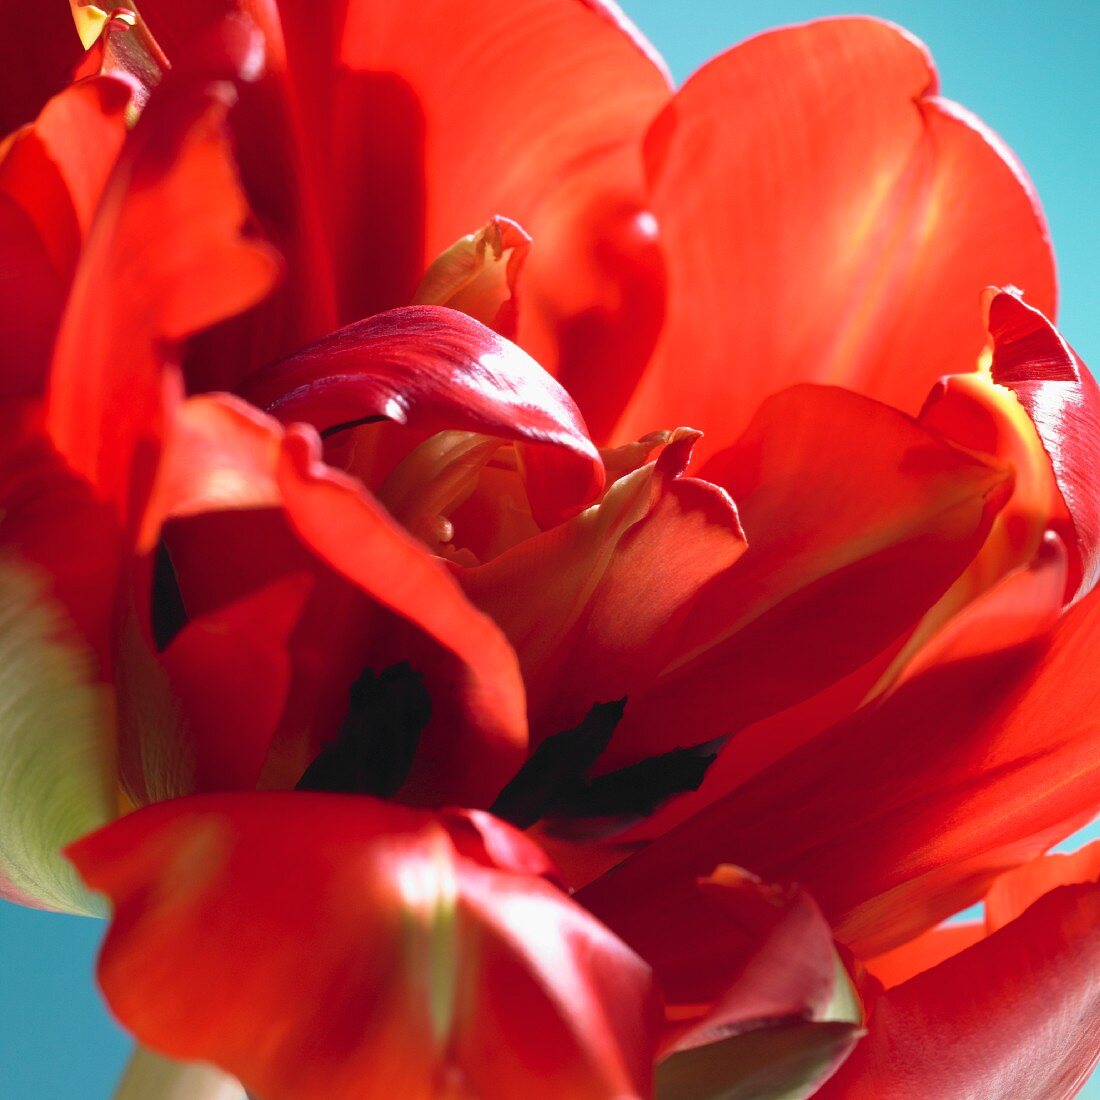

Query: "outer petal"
<box><xmin>816</xmin><ymin>881</ymin><xmax>1100</xmax><ymax>1099</ymax></box>
<box><xmin>0</xmin><ymin>557</ymin><xmax>114</xmax><ymax>915</ymax></box>
<box><xmin>580</xmin><ymin>586</ymin><xmax>1100</xmax><ymax>959</ymax></box>
<box><xmin>331</xmin><ymin>0</ymin><xmax>671</xmax><ymax>435</ymax></box>
<box><xmin>614</xmin><ymin>18</ymin><xmax>1056</xmax><ymax>455</ymax></box>
<box><xmin>45</xmin><ymin>69</ymin><xmax>278</xmax><ymax>523</ymax></box>
<box><xmin>238</xmin><ymin>305</ymin><xmax>605</xmax><ymax>526</ymax></box>
<box><xmin>0</xmin><ymin>77</ymin><xmax>131</xmax><ymax>394</ymax></box>
<box><xmin>68</xmin><ymin>793</ymin><xmax>658</xmax><ymax>1100</ymax></box>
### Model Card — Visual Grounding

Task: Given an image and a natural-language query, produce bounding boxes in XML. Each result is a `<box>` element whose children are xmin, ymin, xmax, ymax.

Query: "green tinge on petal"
<box><xmin>0</xmin><ymin>558</ymin><xmax>116</xmax><ymax>916</ymax></box>
<box><xmin>114</xmin><ymin>1046</ymin><xmax>247</xmax><ymax>1100</ymax></box>
<box><xmin>655</xmin><ymin>952</ymin><xmax>865</xmax><ymax>1100</ymax></box>
<box><xmin>655</xmin><ymin>1021</ymin><xmax>863</xmax><ymax>1100</ymax></box>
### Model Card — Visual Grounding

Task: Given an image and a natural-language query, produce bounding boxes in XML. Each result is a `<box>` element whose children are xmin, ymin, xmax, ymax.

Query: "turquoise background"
<box><xmin>1</xmin><ymin>3</ymin><xmax>1098</xmax><ymax>1097</ymax></box>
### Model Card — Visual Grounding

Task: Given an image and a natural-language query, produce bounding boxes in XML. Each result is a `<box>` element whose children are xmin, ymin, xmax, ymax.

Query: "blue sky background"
<box><xmin>1</xmin><ymin>3</ymin><xmax>1098</xmax><ymax>1097</ymax></box>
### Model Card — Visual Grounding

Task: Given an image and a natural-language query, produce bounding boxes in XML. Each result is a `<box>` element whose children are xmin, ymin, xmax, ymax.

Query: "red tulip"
<box><xmin>0</xmin><ymin>2</ymin><xmax>1097</xmax><ymax>1098</ymax></box>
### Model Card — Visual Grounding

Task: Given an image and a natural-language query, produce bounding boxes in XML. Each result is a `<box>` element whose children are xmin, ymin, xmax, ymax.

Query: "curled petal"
<box><xmin>412</xmin><ymin>216</ymin><xmax>532</xmax><ymax>339</ymax></box>
<box><xmin>136</xmin><ymin>394</ymin><xmax>529</xmax><ymax>807</ymax></box>
<box><xmin>985</xmin><ymin>291</ymin><xmax>1100</xmax><ymax>600</ymax></box>
<box><xmin>276</xmin><ymin>427</ymin><xmax>528</xmax><ymax>805</ymax></box>
<box><xmin>238</xmin><ymin>305</ymin><xmax>604</xmax><ymax>527</ymax></box>
<box><xmin>67</xmin><ymin>793</ymin><xmax>659</xmax><ymax>1100</ymax></box>
<box><xmin>615</xmin><ymin>18</ymin><xmax>1055</xmax><ymax>456</ymax></box>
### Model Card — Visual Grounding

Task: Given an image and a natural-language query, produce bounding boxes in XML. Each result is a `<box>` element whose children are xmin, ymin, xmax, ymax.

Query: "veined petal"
<box><xmin>0</xmin><ymin>557</ymin><xmax>114</xmax><ymax>915</ymax></box>
<box><xmin>238</xmin><ymin>305</ymin><xmax>605</xmax><ymax>527</ymax></box>
<box><xmin>68</xmin><ymin>793</ymin><xmax>658</xmax><ymax>1100</ymax></box>
<box><xmin>331</xmin><ymin>0</ymin><xmax>670</xmax><ymax>434</ymax></box>
<box><xmin>615</xmin><ymin>18</ymin><xmax>1055</xmax><ymax>456</ymax></box>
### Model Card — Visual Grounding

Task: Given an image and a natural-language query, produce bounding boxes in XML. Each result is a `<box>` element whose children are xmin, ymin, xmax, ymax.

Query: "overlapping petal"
<box><xmin>67</xmin><ymin>793</ymin><xmax>659</xmax><ymax>1100</ymax></box>
<box><xmin>126</xmin><ymin>394</ymin><xmax>529</xmax><ymax>807</ymax></box>
<box><xmin>459</xmin><ymin>428</ymin><xmax>746</xmax><ymax>748</ymax></box>
<box><xmin>615</xmin><ymin>17</ymin><xmax>1056</xmax><ymax>456</ymax></box>
<box><xmin>0</xmin><ymin>76</ymin><xmax>130</xmax><ymax>393</ymax></box>
<box><xmin>582</xmin><ymin>586</ymin><xmax>1100</xmax><ymax>959</ymax></box>
<box><xmin>606</xmin><ymin>384</ymin><xmax>1010</xmax><ymax>779</ymax></box>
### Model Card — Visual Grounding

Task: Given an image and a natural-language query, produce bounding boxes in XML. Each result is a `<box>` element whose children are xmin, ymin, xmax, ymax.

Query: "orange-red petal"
<box><xmin>67</xmin><ymin>792</ymin><xmax>658</xmax><ymax>1100</ymax></box>
<box><xmin>817</xmin><ymin>879</ymin><xmax>1100</xmax><ymax>1099</ymax></box>
<box><xmin>577</xmin><ymin>585</ymin><xmax>1100</xmax><ymax>960</ymax></box>
<box><xmin>615</xmin><ymin>18</ymin><xmax>1056</xmax><ymax>457</ymax></box>
<box><xmin>45</xmin><ymin>69</ymin><xmax>278</xmax><ymax>524</ymax></box>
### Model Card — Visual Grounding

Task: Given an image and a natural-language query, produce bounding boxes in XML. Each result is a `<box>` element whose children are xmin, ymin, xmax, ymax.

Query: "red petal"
<box><xmin>238</xmin><ymin>305</ymin><xmax>604</xmax><ymax>527</ymax></box>
<box><xmin>985</xmin><ymin>840</ymin><xmax>1100</xmax><ymax>932</ymax></box>
<box><xmin>986</xmin><ymin>291</ymin><xmax>1100</xmax><ymax>599</ymax></box>
<box><xmin>577</xmin><ymin>586</ymin><xmax>1100</xmax><ymax>959</ymax></box>
<box><xmin>136</xmin><ymin>394</ymin><xmax>529</xmax><ymax>805</ymax></box>
<box><xmin>582</xmin><ymin>864</ymin><xmax>845</xmax><ymax>1056</ymax></box>
<box><xmin>614</xmin><ymin>18</ymin><xmax>1055</xmax><ymax>456</ymax></box>
<box><xmin>116</xmin><ymin>575</ymin><xmax>314</xmax><ymax>801</ymax></box>
<box><xmin>863</xmin><ymin>922</ymin><xmax>985</xmax><ymax>991</ymax></box>
<box><xmin>45</xmin><ymin>72</ymin><xmax>278</xmax><ymax>523</ymax></box>
<box><xmin>67</xmin><ymin>793</ymin><xmax>658</xmax><ymax>1099</ymax></box>
<box><xmin>608</xmin><ymin>384</ymin><xmax>1009</xmax><ymax>781</ymax></box>
<box><xmin>0</xmin><ymin>4</ymin><xmax>85</xmax><ymax>137</ymax></box>
<box><xmin>331</xmin><ymin>0</ymin><xmax>670</xmax><ymax>435</ymax></box>
<box><xmin>0</xmin><ymin>77</ymin><xmax>131</xmax><ymax>395</ymax></box>
<box><xmin>458</xmin><ymin>429</ymin><xmax>746</xmax><ymax>751</ymax></box>
<box><xmin>0</xmin><ymin>402</ymin><xmax>120</xmax><ymax>669</ymax></box>
<box><xmin>276</xmin><ymin>427</ymin><xmax>528</xmax><ymax>805</ymax></box>
<box><xmin>816</xmin><ymin>880</ymin><xmax>1100</xmax><ymax>1099</ymax></box>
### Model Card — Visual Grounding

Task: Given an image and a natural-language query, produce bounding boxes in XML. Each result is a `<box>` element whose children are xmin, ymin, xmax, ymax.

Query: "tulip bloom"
<box><xmin>1</xmin><ymin>2</ymin><xmax>1098</xmax><ymax>1098</ymax></box>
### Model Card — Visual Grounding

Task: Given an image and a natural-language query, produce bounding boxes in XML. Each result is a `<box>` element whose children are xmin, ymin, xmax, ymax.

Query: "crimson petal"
<box><xmin>238</xmin><ymin>305</ymin><xmax>604</xmax><ymax>527</ymax></box>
